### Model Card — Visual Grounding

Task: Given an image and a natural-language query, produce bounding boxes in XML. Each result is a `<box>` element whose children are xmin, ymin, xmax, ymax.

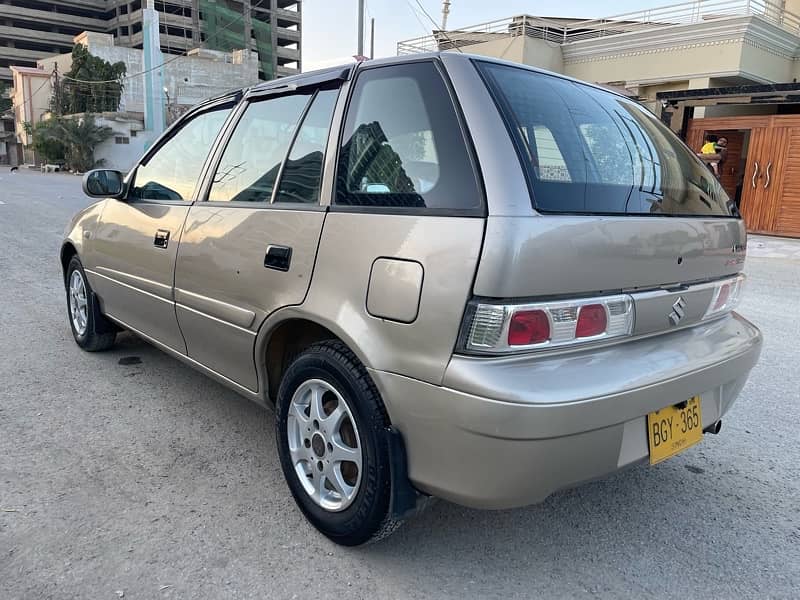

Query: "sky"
<box><xmin>301</xmin><ymin>0</ymin><xmax>673</xmax><ymax>71</ymax></box>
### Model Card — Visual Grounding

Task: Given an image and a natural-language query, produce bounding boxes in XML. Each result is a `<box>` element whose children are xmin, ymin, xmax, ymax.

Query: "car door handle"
<box><xmin>264</xmin><ymin>245</ymin><xmax>292</xmax><ymax>271</ymax></box>
<box><xmin>154</xmin><ymin>229</ymin><xmax>170</xmax><ymax>249</ymax></box>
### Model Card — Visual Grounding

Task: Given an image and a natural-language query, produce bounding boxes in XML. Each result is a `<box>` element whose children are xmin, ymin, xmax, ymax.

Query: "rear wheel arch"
<box><xmin>261</xmin><ymin>317</ymin><xmax>375</xmax><ymax>406</ymax></box>
<box><xmin>60</xmin><ymin>242</ymin><xmax>78</xmax><ymax>285</ymax></box>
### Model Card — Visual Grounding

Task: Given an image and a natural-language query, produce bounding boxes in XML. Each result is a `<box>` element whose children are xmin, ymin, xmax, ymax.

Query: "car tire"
<box><xmin>65</xmin><ymin>256</ymin><xmax>116</xmax><ymax>352</ymax></box>
<box><xmin>276</xmin><ymin>340</ymin><xmax>403</xmax><ymax>546</ymax></box>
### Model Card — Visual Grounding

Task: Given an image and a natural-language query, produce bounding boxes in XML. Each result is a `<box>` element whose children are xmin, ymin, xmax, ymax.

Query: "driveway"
<box><xmin>1</xmin><ymin>168</ymin><xmax>798</xmax><ymax>599</ymax></box>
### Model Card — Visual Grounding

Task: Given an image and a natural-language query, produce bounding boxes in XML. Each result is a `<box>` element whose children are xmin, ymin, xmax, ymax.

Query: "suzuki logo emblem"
<box><xmin>669</xmin><ymin>296</ymin><xmax>687</xmax><ymax>326</ymax></box>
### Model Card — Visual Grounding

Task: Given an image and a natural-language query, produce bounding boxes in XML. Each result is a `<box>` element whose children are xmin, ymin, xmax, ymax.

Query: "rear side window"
<box><xmin>478</xmin><ymin>62</ymin><xmax>735</xmax><ymax>217</ymax></box>
<box><xmin>335</xmin><ymin>62</ymin><xmax>481</xmax><ymax>211</ymax></box>
<box><xmin>274</xmin><ymin>88</ymin><xmax>339</xmax><ymax>204</ymax></box>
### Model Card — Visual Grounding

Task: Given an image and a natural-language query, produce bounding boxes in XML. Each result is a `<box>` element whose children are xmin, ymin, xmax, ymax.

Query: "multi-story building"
<box><xmin>398</xmin><ymin>0</ymin><xmax>800</xmax><ymax>237</ymax></box>
<box><xmin>0</xmin><ymin>0</ymin><xmax>301</xmax><ymax>84</ymax></box>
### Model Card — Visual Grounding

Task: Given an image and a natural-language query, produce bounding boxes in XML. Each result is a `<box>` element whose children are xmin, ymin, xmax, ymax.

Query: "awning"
<box><xmin>657</xmin><ymin>82</ymin><xmax>800</xmax><ymax>107</ymax></box>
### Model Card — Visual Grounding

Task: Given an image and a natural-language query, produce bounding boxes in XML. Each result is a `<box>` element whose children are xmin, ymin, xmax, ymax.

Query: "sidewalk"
<box><xmin>747</xmin><ymin>234</ymin><xmax>800</xmax><ymax>260</ymax></box>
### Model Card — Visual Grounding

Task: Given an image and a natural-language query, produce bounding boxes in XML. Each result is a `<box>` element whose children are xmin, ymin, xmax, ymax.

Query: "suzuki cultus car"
<box><xmin>63</xmin><ymin>54</ymin><xmax>762</xmax><ymax>545</ymax></box>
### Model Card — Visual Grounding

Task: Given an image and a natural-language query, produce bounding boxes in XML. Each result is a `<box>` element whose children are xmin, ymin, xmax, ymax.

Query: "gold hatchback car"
<box><xmin>63</xmin><ymin>54</ymin><xmax>762</xmax><ymax>545</ymax></box>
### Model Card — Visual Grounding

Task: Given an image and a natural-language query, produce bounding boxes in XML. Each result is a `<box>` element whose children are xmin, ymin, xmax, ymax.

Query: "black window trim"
<box><xmin>124</xmin><ymin>93</ymin><xmax>241</xmax><ymax>204</ymax></box>
<box><xmin>329</xmin><ymin>57</ymin><xmax>487</xmax><ymax>218</ymax></box>
<box><xmin>246</xmin><ymin>65</ymin><xmax>352</xmax><ymax>100</ymax></box>
<box><xmin>198</xmin><ymin>83</ymin><xmax>341</xmax><ymax>209</ymax></box>
<box><xmin>474</xmin><ymin>59</ymin><xmax>740</xmax><ymax>219</ymax></box>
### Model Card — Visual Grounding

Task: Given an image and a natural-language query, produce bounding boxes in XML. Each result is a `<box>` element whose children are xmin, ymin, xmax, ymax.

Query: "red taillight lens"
<box><xmin>575</xmin><ymin>304</ymin><xmax>607</xmax><ymax>338</ymax></box>
<box><xmin>508</xmin><ymin>309</ymin><xmax>550</xmax><ymax>345</ymax></box>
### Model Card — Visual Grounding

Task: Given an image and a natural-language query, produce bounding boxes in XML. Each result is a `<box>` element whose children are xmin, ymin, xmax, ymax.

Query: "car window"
<box><xmin>129</xmin><ymin>106</ymin><xmax>231</xmax><ymax>201</ymax></box>
<box><xmin>334</xmin><ymin>62</ymin><xmax>481</xmax><ymax>211</ymax></box>
<box><xmin>478</xmin><ymin>61</ymin><xmax>734</xmax><ymax>216</ymax></box>
<box><xmin>273</xmin><ymin>88</ymin><xmax>339</xmax><ymax>204</ymax></box>
<box><xmin>208</xmin><ymin>93</ymin><xmax>313</xmax><ymax>203</ymax></box>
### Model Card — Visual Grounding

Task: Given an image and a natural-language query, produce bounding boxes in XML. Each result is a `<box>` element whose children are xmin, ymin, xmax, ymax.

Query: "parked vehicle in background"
<box><xmin>62</xmin><ymin>53</ymin><xmax>762</xmax><ymax>545</ymax></box>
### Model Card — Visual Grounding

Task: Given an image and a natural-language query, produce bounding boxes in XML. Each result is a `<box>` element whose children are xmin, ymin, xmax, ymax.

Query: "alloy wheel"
<box><xmin>286</xmin><ymin>378</ymin><xmax>363</xmax><ymax>512</ymax></box>
<box><xmin>69</xmin><ymin>270</ymin><xmax>88</xmax><ymax>336</ymax></box>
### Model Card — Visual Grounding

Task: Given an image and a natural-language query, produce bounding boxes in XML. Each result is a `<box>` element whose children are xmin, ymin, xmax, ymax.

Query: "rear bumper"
<box><xmin>370</xmin><ymin>312</ymin><xmax>762</xmax><ymax>509</ymax></box>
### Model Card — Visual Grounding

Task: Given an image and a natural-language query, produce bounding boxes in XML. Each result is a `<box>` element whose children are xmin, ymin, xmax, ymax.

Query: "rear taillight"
<box><xmin>576</xmin><ymin>304</ymin><xmax>607</xmax><ymax>338</ymax></box>
<box><xmin>704</xmin><ymin>274</ymin><xmax>745</xmax><ymax>320</ymax></box>
<box><xmin>460</xmin><ymin>294</ymin><xmax>634</xmax><ymax>355</ymax></box>
<box><xmin>508</xmin><ymin>310</ymin><xmax>550</xmax><ymax>345</ymax></box>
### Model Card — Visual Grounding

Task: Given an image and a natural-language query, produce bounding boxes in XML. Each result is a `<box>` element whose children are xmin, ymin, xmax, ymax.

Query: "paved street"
<box><xmin>0</xmin><ymin>167</ymin><xmax>798</xmax><ymax>599</ymax></box>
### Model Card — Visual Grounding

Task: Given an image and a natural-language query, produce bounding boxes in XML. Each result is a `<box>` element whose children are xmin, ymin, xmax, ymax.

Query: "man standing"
<box><xmin>698</xmin><ymin>135</ymin><xmax>728</xmax><ymax>179</ymax></box>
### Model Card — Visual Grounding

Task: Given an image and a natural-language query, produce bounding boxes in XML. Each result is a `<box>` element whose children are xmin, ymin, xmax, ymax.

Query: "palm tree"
<box><xmin>56</xmin><ymin>115</ymin><xmax>114</xmax><ymax>172</ymax></box>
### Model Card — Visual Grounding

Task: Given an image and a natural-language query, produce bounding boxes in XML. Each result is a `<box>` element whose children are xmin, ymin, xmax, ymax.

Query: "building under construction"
<box><xmin>0</xmin><ymin>0</ymin><xmax>301</xmax><ymax>83</ymax></box>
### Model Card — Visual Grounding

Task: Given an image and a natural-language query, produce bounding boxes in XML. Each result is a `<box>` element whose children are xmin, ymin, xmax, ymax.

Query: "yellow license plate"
<box><xmin>647</xmin><ymin>397</ymin><xmax>703</xmax><ymax>465</ymax></box>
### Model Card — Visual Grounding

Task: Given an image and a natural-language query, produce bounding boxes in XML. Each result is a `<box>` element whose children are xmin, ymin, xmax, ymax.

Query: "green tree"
<box><xmin>52</xmin><ymin>44</ymin><xmax>126</xmax><ymax>115</ymax></box>
<box><xmin>31</xmin><ymin>115</ymin><xmax>113</xmax><ymax>171</ymax></box>
<box><xmin>30</xmin><ymin>120</ymin><xmax>67</xmax><ymax>164</ymax></box>
<box><xmin>59</xmin><ymin>115</ymin><xmax>114</xmax><ymax>171</ymax></box>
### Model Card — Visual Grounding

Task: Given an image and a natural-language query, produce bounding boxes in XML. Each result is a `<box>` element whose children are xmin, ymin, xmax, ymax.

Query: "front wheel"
<box><xmin>276</xmin><ymin>340</ymin><xmax>403</xmax><ymax>545</ymax></box>
<box><xmin>65</xmin><ymin>256</ymin><xmax>116</xmax><ymax>352</ymax></box>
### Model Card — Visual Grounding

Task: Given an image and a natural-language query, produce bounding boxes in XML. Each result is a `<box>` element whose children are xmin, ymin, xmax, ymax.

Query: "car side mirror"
<box><xmin>82</xmin><ymin>169</ymin><xmax>124</xmax><ymax>199</ymax></box>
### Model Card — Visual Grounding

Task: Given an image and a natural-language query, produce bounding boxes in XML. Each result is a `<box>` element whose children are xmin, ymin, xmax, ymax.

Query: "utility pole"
<box><xmin>370</xmin><ymin>17</ymin><xmax>375</xmax><ymax>60</ymax></box>
<box><xmin>357</xmin><ymin>0</ymin><xmax>365</xmax><ymax>57</ymax></box>
<box><xmin>442</xmin><ymin>0</ymin><xmax>451</xmax><ymax>30</ymax></box>
<box><xmin>191</xmin><ymin>0</ymin><xmax>201</xmax><ymax>47</ymax></box>
<box><xmin>243</xmin><ymin>0</ymin><xmax>253</xmax><ymax>51</ymax></box>
<box><xmin>52</xmin><ymin>63</ymin><xmax>60</xmax><ymax>115</ymax></box>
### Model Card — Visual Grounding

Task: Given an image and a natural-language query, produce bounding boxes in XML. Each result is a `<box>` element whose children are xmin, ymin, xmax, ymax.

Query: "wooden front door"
<box><xmin>772</xmin><ymin>127</ymin><xmax>800</xmax><ymax>236</ymax></box>
<box><xmin>739</xmin><ymin>127</ymin><xmax>784</xmax><ymax>233</ymax></box>
<box><xmin>687</xmin><ymin>115</ymin><xmax>800</xmax><ymax>237</ymax></box>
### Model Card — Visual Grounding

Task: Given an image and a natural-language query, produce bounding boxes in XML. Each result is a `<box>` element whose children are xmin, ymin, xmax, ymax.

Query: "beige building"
<box><xmin>10</xmin><ymin>65</ymin><xmax>52</xmax><ymax>149</ymax></box>
<box><xmin>398</xmin><ymin>0</ymin><xmax>800</xmax><ymax>237</ymax></box>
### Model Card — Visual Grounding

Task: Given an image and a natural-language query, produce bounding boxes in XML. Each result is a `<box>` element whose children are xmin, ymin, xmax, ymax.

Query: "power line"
<box><xmin>413</xmin><ymin>0</ymin><xmax>441</xmax><ymax>30</ymax></box>
<box><xmin>407</xmin><ymin>0</ymin><xmax>463</xmax><ymax>53</ymax></box>
<box><xmin>404</xmin><ymin>0</ymin><xmax>431</xmax><ymax>36</ymax></box>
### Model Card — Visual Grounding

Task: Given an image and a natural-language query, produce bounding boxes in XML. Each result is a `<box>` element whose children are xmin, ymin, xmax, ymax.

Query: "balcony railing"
<box><xmin>396</xmin><ymin>0</ymin><xmax>800</xmax><ymax>54</ymax></box>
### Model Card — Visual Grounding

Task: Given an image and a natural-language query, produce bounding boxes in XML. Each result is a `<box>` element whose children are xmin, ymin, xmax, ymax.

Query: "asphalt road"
<box><xmin>1</xmin><ymin>167</ymin><xmax>798</xmax><ymax>599</ymax></box>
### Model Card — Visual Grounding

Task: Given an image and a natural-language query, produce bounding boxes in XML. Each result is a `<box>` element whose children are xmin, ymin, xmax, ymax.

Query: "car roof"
<box><xmin>202</xmin><ymin>51</ymin><xmax>630</xmax><ymax>108</ymax></box>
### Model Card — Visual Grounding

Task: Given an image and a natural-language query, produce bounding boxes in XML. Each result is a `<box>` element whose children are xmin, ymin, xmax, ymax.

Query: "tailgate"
<box><xmin>475</xmin><ymin>215</ymin><xmax>745</xmax><ymax>298</ymax></box>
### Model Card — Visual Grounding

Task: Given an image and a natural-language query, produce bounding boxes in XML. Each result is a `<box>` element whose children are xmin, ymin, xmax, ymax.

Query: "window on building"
<box><xmin>129</xmin><ymin>106</ymin><xmax>231</xmax><ymax>201</ymax></box>
<box><xmin>208</xmin><ymin>93</ymin><xmax>312</xmax><ymax>203</ymax></box>
<box><xmin>114</xmin><ymin>136</ymin><xmax>130</xmax><ymax>145</ymax></box>
<box><xmin>334</xmin><ymin>62</ymin><xmax>481</xmax><ymax>211</ymax></box>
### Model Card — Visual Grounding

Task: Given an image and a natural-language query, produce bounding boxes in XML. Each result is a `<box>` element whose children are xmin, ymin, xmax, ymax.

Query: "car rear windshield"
<box><xmin>477</xmin><ymin>61</ymin><xmax>736</xmax><ymax>217</ymax></box>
